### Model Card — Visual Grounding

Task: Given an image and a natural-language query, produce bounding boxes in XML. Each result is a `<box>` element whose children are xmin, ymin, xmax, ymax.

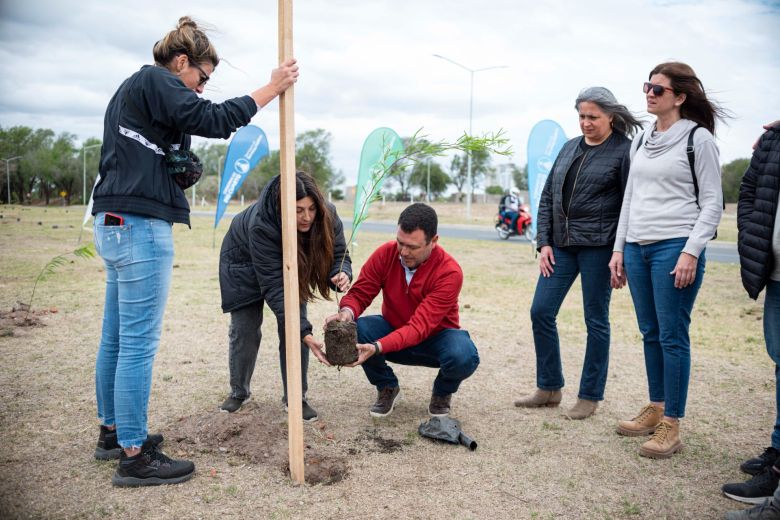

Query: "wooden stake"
<box><xmin>278</xmin><ymin>0</ymin><xmax>305</xmax><ymax>485</ymax></box>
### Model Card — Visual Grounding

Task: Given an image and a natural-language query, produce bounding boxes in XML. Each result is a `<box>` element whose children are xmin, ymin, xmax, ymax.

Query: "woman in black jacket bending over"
<box><xmin>92</xmin><ymin>16</ymin><xmax>297</xmax><ymax>488</ymax></box>
<box><xmin>514</xmin><ymin>87</ymin><xmax>641</xmax><ymax>419</ymax></box>
<box><xmin>218</xmin><ymin>172</ymin><xmax>352</xmax><ymax>421</ymax></box>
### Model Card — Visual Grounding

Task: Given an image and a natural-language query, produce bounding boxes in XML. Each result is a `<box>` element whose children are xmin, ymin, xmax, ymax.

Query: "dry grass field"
<box><xmin>0</xmin><ymin>203</ymin><xmax>766</xmax><ymax>520</ymax></box>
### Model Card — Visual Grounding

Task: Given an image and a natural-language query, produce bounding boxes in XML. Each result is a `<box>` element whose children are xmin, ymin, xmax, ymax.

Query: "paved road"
<box><xmin>195</xmin><ymin>211</ymin><xmax>739</xmax><ymax>264</ymax></box>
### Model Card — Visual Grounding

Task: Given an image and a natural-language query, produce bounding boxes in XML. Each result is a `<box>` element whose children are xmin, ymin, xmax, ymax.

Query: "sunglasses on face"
<box><xmin>188</xmin><ymin>58</ymin><xmax>210</xmax><ymax>87</ymax></box>
<box><xmin>643</xmin><ymin>82</ymin><xmax>674</xmax><ymax>96</ymax></box>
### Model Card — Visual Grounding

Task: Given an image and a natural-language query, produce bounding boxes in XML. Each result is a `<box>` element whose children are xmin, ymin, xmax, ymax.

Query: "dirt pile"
<box><xmin>170</xmin><ymin>401</ymin><xmax>348</xmax><ymax>485</ymax></box>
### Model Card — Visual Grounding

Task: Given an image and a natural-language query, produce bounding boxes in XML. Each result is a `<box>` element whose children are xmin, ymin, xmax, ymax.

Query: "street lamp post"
<box><xmin>82</xmin><ymin>143</ymin><xmax>101</xmax><ymax>205</ymax></box>
<box><xmin>433</xmin><ymin>54</ymin><xmax>507</xmax><ymax>220</ymax></box>
<box><xmin>3</xmin><ymin>156</ymin><xmax>22</xmax><ymax>205</ymax></box>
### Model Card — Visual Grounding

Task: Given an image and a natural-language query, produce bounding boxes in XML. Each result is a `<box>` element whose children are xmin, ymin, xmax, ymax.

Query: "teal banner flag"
<box><xmin>527</xmin><ymin>120</ymin><xmax>567</xmax><ymax>235</ymax></box>
<box><xmin>214</xmin><ymin>126</ymin><xmax>269</xmax><ymax>229</ymax></box>
<box><xmin>352</xmin><ymin>127</ymin><xmax>403</xmax><ymax>236</ymax></box>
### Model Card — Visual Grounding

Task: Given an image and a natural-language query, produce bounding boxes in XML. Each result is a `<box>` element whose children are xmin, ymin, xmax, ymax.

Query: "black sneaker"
<box><xmin>725</xmin><ymin>499</ymin><xmax>780</xmax><ymax>520</ymax></box>
<box><xmin>743</xmin><ymin>448</ymin><xmax>780</xmax><ymax>476</ymax></box>
<box><xmin>112</xmin><ymin>440</ymin><xmax>195</xmax><ymax>487</ymax></box>
<box><xmin>283</xmin><ymin>398</ymin><xmax>319</xmax><ymax>422</ymax></box>
<box><xmin>94</xmin><ymin>425</ymin><xmax>164</xmax><ymax>460</ymax></box>
<box><xmin>220</xmin><ymin>395</ymin><xmax>250</xmax><ymax>413</ymax></box>
<box><xmin>428</xmin><ymin>393</ymin><xmax>452</xmax><ymax>417</ymax></box>
<box><xmin>723</xmin><ymin>466</ymin><xmax>780</xmax><ymax>504</ymax></box>
<box><xmin>370</xmin><ymin>386</ymin><xmax>401</xmax><ymax>418</ymax></box>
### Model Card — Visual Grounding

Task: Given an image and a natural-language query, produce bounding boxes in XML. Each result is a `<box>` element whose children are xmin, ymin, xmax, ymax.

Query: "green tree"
<box><xmin>512</xmin><ymin>163</ymin><xmax>528</xmax><ymax>191</ymax></box>
<box><xmin>1</xmin><ymin>126</ymin><xmax>54</xmax><ymax>204</ymax></box>
<box><xmin>410</xmin><ymin>159</ymin><xmax>449</xmax><ymax>199</ymax></box>
<box><xmin>721</xmin><ymin>158</ymin><xmax>750</xmax><ymax>204</ymax></box>
<box><xmin>448</xmin><ymin>149</ymin><xmax>494</xmax><ymax>200</ymax></box>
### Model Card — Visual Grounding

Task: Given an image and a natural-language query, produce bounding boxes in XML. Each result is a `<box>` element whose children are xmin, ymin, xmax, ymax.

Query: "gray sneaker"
<box><xmin>429</xmin><ymin>393</ymin><xmax>452</xmax><ymax>417</ymax></box>
<box><xmin>725</xmin><ymin>499</ymin><xmax>780</xmax><ymax>519</ymax></box>
<box><xmin>220</xmin><ymin>395</ymin><xmax>250</xmax><ymax>413</ymax></box>
<box><xmin>370</xmin><ymin>386</ymin><xmax>401</xmax><ymax>417</ymax></box>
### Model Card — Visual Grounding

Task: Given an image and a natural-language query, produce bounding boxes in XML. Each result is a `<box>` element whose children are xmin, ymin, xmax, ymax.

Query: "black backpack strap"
<box><xmin>122</xmin><ymin>91</ymin><xmax>171</xmax><ymax>153</ymax></box>
<box><xmin>687</xmin><ymin>125</ymin><xmax>700</xmax><ymax>208</ymax></box>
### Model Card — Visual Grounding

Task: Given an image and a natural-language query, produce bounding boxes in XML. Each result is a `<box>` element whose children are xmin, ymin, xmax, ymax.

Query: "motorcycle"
<box><xmin>495</xmin><ymin>204</ymin><xmax>535</xmax><ymax>241</ymax></box>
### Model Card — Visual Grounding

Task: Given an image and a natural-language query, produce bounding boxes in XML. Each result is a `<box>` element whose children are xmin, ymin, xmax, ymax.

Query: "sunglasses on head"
<box><xmin>643</xmin><ymin>82</ymin><xmax>674</xmax><ymax>96</ymax></box>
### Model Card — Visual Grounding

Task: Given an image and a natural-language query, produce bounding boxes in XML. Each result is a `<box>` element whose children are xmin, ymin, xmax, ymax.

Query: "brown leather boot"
<box><xmin>616</xmin><ymin>403</ymin><xmax>664</xmax><ymax>437</ymax></box>
<box><xmin>514</xmin><ymin>388</ymin><xmax>562</xmax><ymax>408</ymax></box>
<box><xmin>639</xmin><ymin>419</ymin><xmax>683</xmax><ymax>459</ymax></box>
<box><xmin>565</xmin><ymin>399</ymin><xmax>598</xmax><ymax>420</ymax></box>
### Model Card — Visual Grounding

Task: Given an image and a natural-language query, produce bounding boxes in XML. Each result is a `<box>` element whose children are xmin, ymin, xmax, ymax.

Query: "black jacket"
<box><xmin>93</xmin><ymin>65</ymin><xmax>257</xmax><ymax>225</ymax></box>
<box><xmin>536</xmin><ymin>133</ymin><xmax>631</xmax><ymax>250</ymax></box>
<box><xmin>738</xmin><ymin>124</ymin><xmax>780</xmax><ymax>300</ymax></box>
<box><xmin>219</xmin><ymin>177</ymin><xmax>352</xmax><ymax>339</ymax></box>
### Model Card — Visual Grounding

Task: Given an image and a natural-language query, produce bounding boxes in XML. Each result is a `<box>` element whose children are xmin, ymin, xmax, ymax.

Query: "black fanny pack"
<box><xmin>123</xmin><ymin>93</ymin><xmax>203</xmax><ymax>190</ymax></box>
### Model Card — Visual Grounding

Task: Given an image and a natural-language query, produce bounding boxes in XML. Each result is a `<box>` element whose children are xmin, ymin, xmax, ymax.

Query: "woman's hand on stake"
<box><xmin>303</xmin><ymin>334</ymin><xmax>331</xmax><ymax>366</ymax></box>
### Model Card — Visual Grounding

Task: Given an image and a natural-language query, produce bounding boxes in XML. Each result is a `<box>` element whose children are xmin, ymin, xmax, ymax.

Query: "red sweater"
<box><xmin>340</xmin><ymin>241</ymin><xmax>463</xmax><ymax>353</ymax></box>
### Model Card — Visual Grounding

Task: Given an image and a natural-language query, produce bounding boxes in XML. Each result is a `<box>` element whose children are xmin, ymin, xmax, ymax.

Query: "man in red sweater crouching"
<box><xmin>325</xmin><ymin>203</ymin><xmax>480</xmax><ymax>417</ymax></box>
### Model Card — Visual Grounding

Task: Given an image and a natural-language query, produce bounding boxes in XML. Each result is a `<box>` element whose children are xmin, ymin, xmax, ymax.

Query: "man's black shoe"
<box><xmin>111</xmin><ymin>440</ymin><xmax>195</xmax><ymax>487</ymax></box>
<box><xmin>742</xmin><ymin>448</ymin><xmax>780</xmax><ymax>476</ymax></box>
<box><xmin>94</xmin><ymin>425</ymin><xmax>164</xmax><ymax>460</ymax></box>
<box><xmin>370</xmin><ymin>386</ymin><xmax>401</xmax><ymax>417</ymax></box>
<box><xmin>723</xmin><ymin>466</ymin><xmax>780</xmax><ymax>504</ymax></box>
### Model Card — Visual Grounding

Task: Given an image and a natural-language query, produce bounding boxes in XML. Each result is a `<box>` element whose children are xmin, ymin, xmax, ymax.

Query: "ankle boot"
<box><xmin>565</xmin><ymin>399</ymin><xmax>599</xmax><ymax>420</ymax></box>
<box><xmin>639</xmin><ymin>419</ymin><xmax>683</xmax><ymax>459</ymax></box>
<box><xmin>616</xmin><ymin>403</ymin><xmax>664</xmax><ymax>437</ymax></box>
<box><xmin>514</xmin><ymin>388</ymin><xmax>562</xmax><ymax>408</ymax></box>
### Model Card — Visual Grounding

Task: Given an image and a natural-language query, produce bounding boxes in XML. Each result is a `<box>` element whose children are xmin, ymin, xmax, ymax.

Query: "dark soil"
<box><xmin>324</xmin><ymin>320</ymin><xmax>358</xmax><ymax>365</ymax></box>
<box><xmin>171</xmin><ymin>402</ymin><xmax>349</xmax><ymax>485</ymax></box>
<box><xmin>0</xmin><ymin>303</ymin><xmax>50</xmax><ymax>337</ymax></box>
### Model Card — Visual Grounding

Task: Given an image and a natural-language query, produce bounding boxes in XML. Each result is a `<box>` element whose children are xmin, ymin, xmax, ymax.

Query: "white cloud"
<box><xmin>1</xmin><ymin>0</ymin><xmax>778</xmax><ymax>186</ymax></box>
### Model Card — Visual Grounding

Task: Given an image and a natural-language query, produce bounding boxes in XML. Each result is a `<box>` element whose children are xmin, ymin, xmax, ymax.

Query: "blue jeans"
<box><xmin>94</xmin><ymin>212</ymin><xmax>174</xmax><ymax>448</ymax></box>
<box><xmin>530</xmin><ymin>245</ymin><xmax>613</xmax><ymax>401</ymax></box>
<box><xmin>623</xmin><ymin>238</ymin><xmax>705</xmax><ymax>419</ymax></box>
<box><xmin>764</xmin><ymin>281</ymin><xmax>780</xmax><ymax>450</ymax></box>
<box><xmin>357</xmin><ymin>315</ymin><xmax>480</xmax><ymax>396</ymax></box>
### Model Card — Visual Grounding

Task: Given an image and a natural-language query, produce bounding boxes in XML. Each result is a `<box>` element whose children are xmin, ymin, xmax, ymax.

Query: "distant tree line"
<box><xmin>0</xmin><ymin>124</ymin><xmax>752</xmax><ymax>205</ymax></box>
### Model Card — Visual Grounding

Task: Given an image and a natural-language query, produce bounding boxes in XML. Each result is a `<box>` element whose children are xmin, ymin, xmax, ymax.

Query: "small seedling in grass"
<box><xmin>24</xmin><ymin>243</ymin><xmax>96</xmax><ymax>320</ymax></box>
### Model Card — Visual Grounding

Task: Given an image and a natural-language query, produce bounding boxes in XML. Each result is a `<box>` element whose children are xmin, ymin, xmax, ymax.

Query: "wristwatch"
<box><xmin>371</xmin><ymin>341</ymin><xmax>381</xmax><ymax>355</ymax></box>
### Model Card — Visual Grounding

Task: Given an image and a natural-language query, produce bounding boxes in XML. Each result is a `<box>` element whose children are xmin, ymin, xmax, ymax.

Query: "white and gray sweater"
<box><xmin>614</xmin><ymin>118</ymin><xmax>723</xmax><ymax>258</ymax></box>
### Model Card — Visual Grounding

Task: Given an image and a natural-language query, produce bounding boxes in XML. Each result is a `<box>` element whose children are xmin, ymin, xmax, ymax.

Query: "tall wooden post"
<box><xmin>278</xmin><ymin>0</ymin><xmax>305</xmax><ymax>484</ymax></box>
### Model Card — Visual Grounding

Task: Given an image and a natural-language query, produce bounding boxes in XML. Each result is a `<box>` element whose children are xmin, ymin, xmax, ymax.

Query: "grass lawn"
<box><xmin>0</xmin><ymin>204</ymin><xmax>759</xmax><ymax>520</ymax></box>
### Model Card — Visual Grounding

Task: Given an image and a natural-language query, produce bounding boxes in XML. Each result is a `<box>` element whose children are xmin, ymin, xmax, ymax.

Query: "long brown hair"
<box><xmin>271</xmin><ymin>172</ymin><xmax>335</xmax><ymax>302</ymax></box>
<box><xmin>649</xmin><ymin>62</ymin><xmax>728</xmax><ymax>136</ymax></box>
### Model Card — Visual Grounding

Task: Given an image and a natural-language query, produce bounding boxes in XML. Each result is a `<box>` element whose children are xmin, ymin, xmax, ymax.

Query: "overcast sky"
<box><xmin>1</xmin><ymin>0</ymin><xmax>778</xmax><ymax>187</ymax></box>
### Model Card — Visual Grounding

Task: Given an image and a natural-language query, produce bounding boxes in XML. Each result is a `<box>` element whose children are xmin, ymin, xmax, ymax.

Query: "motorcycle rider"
<box><xmin>499</xmin><ymin>188</ymin><xmax>522</xmax><ymax>233</ymax></box>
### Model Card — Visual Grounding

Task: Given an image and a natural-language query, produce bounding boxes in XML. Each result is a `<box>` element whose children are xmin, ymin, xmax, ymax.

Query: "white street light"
<box><xmin>82</xmin><ymin>143</ymin><xmax>101</xmax><ymax>205</ymax></box>
<box><xmin>3</xmin><ymin>156</ymin><xmax>22</xmax><ymax>205</ymax></box>
<box><xmin>433</xmin><ymin>54</ymin><xmax>507</xmax><ymax>220</ymax></box>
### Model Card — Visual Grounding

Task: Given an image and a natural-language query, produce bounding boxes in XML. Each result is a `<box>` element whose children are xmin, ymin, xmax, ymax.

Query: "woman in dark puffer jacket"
<box><xmin>218</xmin><ymin>172</ymin><xmax>351</xmax><ymax>422</ymax></box>
<box><xmin>514</xmin><ymin>87</ymin><xmax>641</xmax><ymax>419</ymax></box>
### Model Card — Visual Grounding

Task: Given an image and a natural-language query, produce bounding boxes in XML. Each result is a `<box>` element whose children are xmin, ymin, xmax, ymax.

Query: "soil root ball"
<box><xmin>324</xmin><ymin>320</ymin><xmax>358</xmax><ymax>366</ymax></box>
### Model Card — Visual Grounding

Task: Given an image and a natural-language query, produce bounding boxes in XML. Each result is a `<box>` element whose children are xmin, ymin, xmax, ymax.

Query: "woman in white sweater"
<box><xmin>608</xmin><ymin>61</ymin><xmax>726</xmax><ymax>459</ymax></box>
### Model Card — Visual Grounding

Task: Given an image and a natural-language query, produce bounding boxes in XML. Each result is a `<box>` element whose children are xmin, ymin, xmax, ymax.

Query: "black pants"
<box><xmin>227</xmin><ymin>302</ymin><xmax>309</xmax><ymax>402</ymax></box>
